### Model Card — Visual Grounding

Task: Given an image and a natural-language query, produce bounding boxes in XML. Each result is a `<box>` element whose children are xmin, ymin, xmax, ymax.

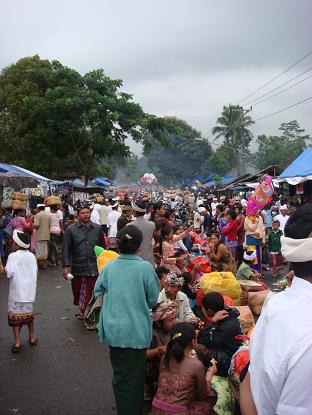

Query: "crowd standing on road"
<box><xmin>1</xmin><ymin>189</ymin><xmax>312</xmax><ymax>414</ymax></box>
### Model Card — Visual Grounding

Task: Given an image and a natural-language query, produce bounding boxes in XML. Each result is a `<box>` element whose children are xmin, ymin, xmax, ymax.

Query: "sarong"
<box><xmin>71</xmin><ymin>276</ymin><xmax>97</xmax><ymax>309</ymax></box>
<box><xmin>35</xmin><ymin>240</ymin><xmax>49</xmax><ymax>260</ymax></box>
<box><xmin>246</xmin><ymin>235</ymin><xmax>262</xmax><ymax>272</ymax></box>
<box><xmin>8</xmin><ymin>299</ymin><xmax>34</xmax><ymax>327</ymax></box>
<box><xmin>109</xmin><ymin>347</ymin><xmax>146</xmax><ymax>415</ymax></box>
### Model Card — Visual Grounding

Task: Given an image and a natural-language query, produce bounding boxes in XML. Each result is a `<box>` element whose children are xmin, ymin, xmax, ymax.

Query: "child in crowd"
<box><xmin>180</xmin><ymin>270</ymin><xmax>197</xmax><ymax>298</ymax></box>
<box><xmin>6</xmin><ymin>230</ymin><xmax>38</xmax><ymax>353</ymax></box>
<box><xmin>268</xmin><ymin>219</ymin><xmax>284</xmax><ymax>278</ymax></box>
<box><xmin>236</xmin><ymin>250</ymin><xmax>262</xmax><ymax>281</ymax></box>
<box><xmin>151</xmin><ymin>322</ymin><xmax>217</xmax><ymax>415</ymax></box>
<box><xmin>146</xmin><ymin>300</ymin><xmax>178</xmax><ymax>400</ymax></box>
<box><xmin>173</xmin><ymin>226</ymin><xmax>189</xmax><ymax>253</ymax></box>
<box><xmin>155</xmin><ymin>266</ymin><xmax>170</xmax><ymax>290</ymax></box>
<box><xmin>160</xmin><ymin>225</ymin><xmax>193</xmax><ymax>271</ymax></box>
<box><xmin>197</xmin><ymin>292</ymin><xmax>243</xmax><ymax>377</ymax></box>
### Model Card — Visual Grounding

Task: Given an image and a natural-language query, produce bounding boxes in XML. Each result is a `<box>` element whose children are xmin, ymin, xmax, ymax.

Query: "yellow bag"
<box><xmin>199</xmin><ymin>272</ymin><xmax>242</xmax><ymax>299</ymax></box>
<box><xmin>94</xmin><ymin>246</ymin><xmax>119</xmax><ymax>273</ymax></box>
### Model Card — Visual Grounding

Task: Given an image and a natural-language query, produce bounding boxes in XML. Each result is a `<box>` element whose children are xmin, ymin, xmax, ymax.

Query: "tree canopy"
<box><xmin>0</xmin><ymin>55</ymin><xmax>173</xmax><ymax>180</ymax></box>
<box><xmin>143</xmin><ymin>117</ymin><xmax>213</xmax><ymax>185</ymax></box>
<box><xmin>255</xmin><ymin>120</ymin><xmax>311</xmax><ymax>169</ymax></box>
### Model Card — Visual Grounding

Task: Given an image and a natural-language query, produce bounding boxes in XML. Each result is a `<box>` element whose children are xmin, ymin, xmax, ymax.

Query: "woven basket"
<box><xmin>12</xmin><ymin>192</ymin><xmax>27</xmax><ymax>202</ymax></box>
<box><xmin>45</xmin><ymin>196</ymin><xmax>62</xmax><ymax>206</ymax></box>
<box><xmin>11</xmin><ymin>200</ymin><xmax>27</xmax><ymax>210</ymax></box>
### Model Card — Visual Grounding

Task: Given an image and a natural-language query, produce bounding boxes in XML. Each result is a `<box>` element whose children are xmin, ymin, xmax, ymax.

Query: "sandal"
<box><xmin>75</xmin><ymin>313</ymin><xmax>85</xmax><ymax>321</ymax></box>
<box><xmin>84</xmin><ymin>323</ymin><xmax>96</xmax><ymax>331</ymax></box>
<box><xmin>11</xmin><ymin>344</ymin><xmax>22</xmax><ymax>353</ymax></box>
<box><xmin>29</xmin><ymin>337</ymin><xmax>38</xmax><ymax>346</ymax></box>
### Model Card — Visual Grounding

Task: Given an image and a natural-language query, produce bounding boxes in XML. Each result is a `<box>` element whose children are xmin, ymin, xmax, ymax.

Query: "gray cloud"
<box><xmin>1</xmin><ymin>0</ymin><xmax>312</xmax><ymax>153</ymax></box>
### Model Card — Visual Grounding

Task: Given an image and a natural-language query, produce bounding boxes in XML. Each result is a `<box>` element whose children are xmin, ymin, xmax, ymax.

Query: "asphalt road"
<box><xmin>0</xmin><ymin>266</ymin><xmax>115</xmax><ymax>415</ymax></box>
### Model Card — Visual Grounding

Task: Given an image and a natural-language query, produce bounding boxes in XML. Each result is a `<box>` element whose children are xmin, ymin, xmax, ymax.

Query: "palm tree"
<box><xmin>212</xmin><ymin>105</ymin><xmax>254</xmax><ymax>173</ymax></box>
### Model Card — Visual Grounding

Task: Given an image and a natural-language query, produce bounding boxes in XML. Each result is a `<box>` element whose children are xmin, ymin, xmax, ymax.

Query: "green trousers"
<box><xmin>109</xmin><ymin>346</ymin><xmax>146</xmax><ymax>415</ymax></box>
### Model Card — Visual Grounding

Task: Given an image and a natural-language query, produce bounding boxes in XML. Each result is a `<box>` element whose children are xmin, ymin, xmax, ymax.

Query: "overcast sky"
<box><xmin>1</xmin><ymin>0</ymin><xmax>312</xmax><ymax>154</ymax></box>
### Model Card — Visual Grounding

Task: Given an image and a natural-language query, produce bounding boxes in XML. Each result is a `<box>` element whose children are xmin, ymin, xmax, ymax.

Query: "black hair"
<box><xmin>15</xmin><ymin>231</ymin><xmax>30</xmax><ymax>249</ymax></box>
<box><xmin>150</xmin><ymin>202</ymin><xmax>163</xmax><ymax>222</ymax></box>
<box><xmin>164</xmin><ymin>210</ymin><xmax>173</xmax><ymax>220</ymax></box>
<box><xmin>50</xmin><ymin>204</ymin><xmax>58</xmax><ymax>213</ymax></box>
<box><xmin>202</xmin><ymin>292</ymin><xmax>224</xmax><ymax>312</ymax></box>
<box><xmin>77</xmin><ymin>205</ymin><xmax>91</xmax><ymax>214</ymax></box>
<box><xmin>155</xmin><ymin>266</ymin><xmax>169</xmax><ymax>280</ymax></box>
<box><xmin>68</xmin><ymin>214</ymin><xmax>75</xmax><ymax>220</ymax></box>
<box><xmin>284</xmin><ymin>204</ymin><xmax>312</xmax><ymax>278</ymax></box>
<box><xmin>38</xmin><ymin>206</ymin><xmax>46</xmax><ymax>211</ymax></box>
<box><xmin>13</xmin><ymin>209</ymin><xmax>25</xmax><ymax>216</ymax></box>
<box><xmin>164</xmin><ymin>322</ymin><xmax>196</xmax><ymax>368</ymax></box>
<box><xmin>155</xmin><ymin>223</ymin><xmax>162</xmax><ymax>231</ymax></box>
<box><xmin>216</xmin><ymin>204</ymin><xmax>224</xmax><ymax>213</ymax></box>
<box><xmin>272</xmin><ymin>219</ymin><xmax>280</xmax><ymax>225</ymax></box>
<box><xmin>174</xmin><ymin>249</ymin><xmax>185</xmax><ymax>258</ymax></box>
<box><xmin>180</xmin><ymin>271</ymin><xmax>192</xmax><ymax>284</ymax></box>
<box><xmin>116</xmin><ymin>225</ymin><xmax>142</xmax><ymax>254</ymax></box>
<box><xmin>228</xmin><ymin>209</ymin><xmax>237</xmax><ymax>220</ymax></box>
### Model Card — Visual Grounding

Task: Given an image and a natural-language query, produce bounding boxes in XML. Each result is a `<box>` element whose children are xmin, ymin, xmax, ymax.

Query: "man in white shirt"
<box><xmin>97</xmin><ymin>200</ymin><xmax>112</xmax><ymax>235</ymax></box>
<box><xmin>274</xmin><ymin>204</ymin><xmax>289</xmax><ymax>233</ymax></box>
<box><xmin>107</xmin><ymin>202</ymin><xmax>121</xmax><ymax>250</ymax></box>
<box><xmin>241</xmin><ymin>204</ymin><xmax>312</xmax><ymax>415</ymax></box>
<box><xmin>211</xmin><ymin>197</ymin><xmax>218</xmax><ymax>217</ymax></box>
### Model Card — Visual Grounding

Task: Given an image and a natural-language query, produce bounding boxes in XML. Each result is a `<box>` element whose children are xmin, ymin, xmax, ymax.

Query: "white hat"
<box><xmin>37</xmin><ymin>203</ymin><xmax>45</xmax><ymax>208</ymax></box>
<box><xmin>112</xmin><ymin>202</ymin><xmax>119</xmax><ymax>208</ymax></box>
<box><xmin>198</xmin><ymin>206</ymin><xmax>207</xmax><ymax>213</ymax></box>
<box><xmin>241</xmin><ymin>199</ymin><xmax>247</xmax><ymax>207</ymax></box>
<box><xmin>280</xmin><ymin>204</ymin><xmax>288</xmax><ymax>211</ymax></box>
<box><xmin>13</xmin><ymin>229</ymin><xmax>30</xmax><ymax>249</ymax></box>
<box><xmin>244</xmin><ymin>250</ymin><xmax>257</xmax><ymax>261</ymax></box>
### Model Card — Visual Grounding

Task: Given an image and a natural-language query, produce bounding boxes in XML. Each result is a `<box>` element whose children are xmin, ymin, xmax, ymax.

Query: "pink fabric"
<box><xmin>152</xmin><ymin>398</ymin><xmax>188</xmax><ymax>413</ymax></box>
<box><xmin>8</xmin><ymin>216</ymin><xmax>28</xmax><ymax>232</ymax></box>
<box><xmin>50</xmin><ymin>213</ymin><xmax>61</xmax><ymax>235</ymax></box>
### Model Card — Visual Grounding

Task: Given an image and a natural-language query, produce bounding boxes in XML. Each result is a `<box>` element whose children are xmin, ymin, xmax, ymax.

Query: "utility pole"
<box><xmin>237</xmin><ymin>107</ymin><xmax>252</xmax><ymax>176</ymax></box>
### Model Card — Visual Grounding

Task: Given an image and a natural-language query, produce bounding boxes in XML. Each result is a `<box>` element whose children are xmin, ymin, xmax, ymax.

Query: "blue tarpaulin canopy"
<box><xmin>92</xmin><ymin>177</ymin><xmax>113</xmax><ymax>187</ymax></box>
<box><xmin>278</xmin><ymin>148</ymin><xmax>312</xmax><ymax>184</ymax></box>
<box><xmin>203</xmin><ymin>175</ymin><xmax>236</xmax><ymax>188</ymax></box>
<box><xmin>0</xmin><ymin>163</ymin><xmax>50</xmax><ymax>182</ymax></box>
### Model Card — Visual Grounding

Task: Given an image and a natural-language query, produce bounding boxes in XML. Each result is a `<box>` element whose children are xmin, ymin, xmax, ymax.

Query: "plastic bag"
<box><xmin>188</xmin><ymin>256</ymin><xmax>211</xmax><ymax>273</ymax></box>
<box><xmin>94</xmin><ymin>246</ymin><xmax>119</xmax><ymax>273</ymax></box>
<box><xmin>199</xmin><ymin>272</ymin><xmax>242</xmax><ymax>299</ymax></box>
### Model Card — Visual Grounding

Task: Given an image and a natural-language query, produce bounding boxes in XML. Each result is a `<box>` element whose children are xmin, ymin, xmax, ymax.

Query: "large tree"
<box><xmin>0</xmin><ymin>56</ymin><xmax>172</xmax><ymax>180</ymax></box>
<box><xmin>255</xmin><ymin>120</ymin><xmax>310</xmax><ymax>169</ymax></box>
<box><xmin>212</xmin><ymin>105</ymin><xmax>254</xmax><ymax>170</ymax></box>
<box><xmin>143</xmin><ymin>117</ymin><xmax>213</xmax><ymax>185</ymax></box>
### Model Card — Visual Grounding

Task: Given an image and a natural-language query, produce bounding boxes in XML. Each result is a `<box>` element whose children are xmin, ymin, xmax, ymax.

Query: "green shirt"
<box><xmin>268</xmin><ymin>229</ymin><xmax>283</xmax><ymax>253</ymax></box>
<box><xmin>236</xmin><ymin>262</ymin><xmax>253</xmax><ymax>280</ymax></box>
<box><xmin>94</xmin><ymin>254</ymin><xmax>160</xmax><ymax>349</ymax></box>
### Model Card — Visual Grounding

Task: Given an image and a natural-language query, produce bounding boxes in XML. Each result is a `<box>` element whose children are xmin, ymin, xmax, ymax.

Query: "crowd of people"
<box><xmin>1</xmin><ymin>189</ymin><xmax>311</xmax><ymax>415</ymax></box>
